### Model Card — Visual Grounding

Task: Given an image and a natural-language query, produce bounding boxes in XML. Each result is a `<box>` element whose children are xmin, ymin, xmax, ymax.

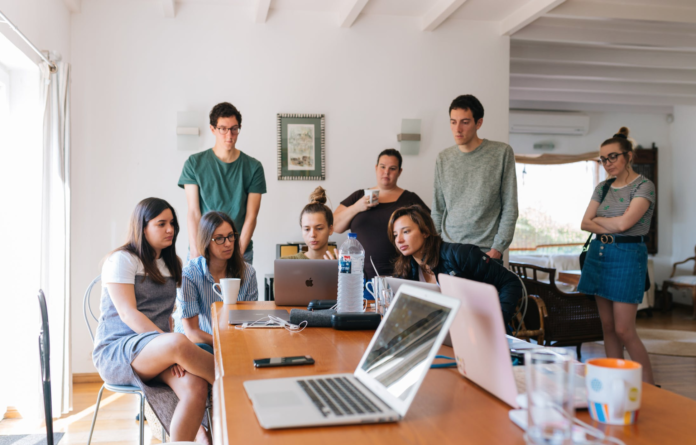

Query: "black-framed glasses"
<box><xmin>211</xmin><ymin>233</ymin><xmax>237</xmax><ymax>245</ymax></box>
<box><xmin>599</xmin><ymin>152</ymin><xmax>627</xmax><ymax>165</ymax></box>
<box><xmin>215</xmin><ymin>126</ymin><xmax>241</xmax><ymax>135</ymax></box>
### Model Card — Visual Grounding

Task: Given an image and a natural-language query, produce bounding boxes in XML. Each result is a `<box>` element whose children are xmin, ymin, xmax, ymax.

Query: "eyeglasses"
<box><xmin>599</xmin><ymin>152</ymin><xmax>627</xmax><ymax>165</ymax></box>
<box><xmin>211</xmin><ymin>233</ymin><xmax>237</xmax><ymax>245</ymax></box>
<box><xmin>215</xmin><ymin>126</ymin><xmax>241</xmax><ymax>135</ymax></box>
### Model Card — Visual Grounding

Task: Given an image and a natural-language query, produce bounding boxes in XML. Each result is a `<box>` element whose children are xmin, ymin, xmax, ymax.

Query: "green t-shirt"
<box><xmin>178</xmin><ymin>149</ymin><xmax>267</xmax><ymax>253</ymax></box>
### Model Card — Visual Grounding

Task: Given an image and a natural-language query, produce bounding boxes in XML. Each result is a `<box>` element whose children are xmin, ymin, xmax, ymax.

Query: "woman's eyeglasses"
<box><xmin>211</xmin><ymin>234</ymin><xmax>238</xmax><ymax>245</ymax></box>
<box><xmin>599</xmin><ymin>152</ymin><xmax>627</xmax><ymax>165</ymax></box>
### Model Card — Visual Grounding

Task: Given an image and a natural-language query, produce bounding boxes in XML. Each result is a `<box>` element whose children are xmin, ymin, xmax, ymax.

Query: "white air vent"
<box><xmin>510</xmin><ymin>111</ymin><xmax>589</xmax><ymax>136</ymax></box>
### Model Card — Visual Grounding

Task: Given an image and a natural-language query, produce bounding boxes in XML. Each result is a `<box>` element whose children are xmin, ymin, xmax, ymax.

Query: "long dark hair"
<box><xmin>387</xmin><ymin>205</ymin><xmax>442</xmax><ymax>278</ymax></box>
<box><xmin>299</xmin><ymin>186</ymin><xmax>333</xmax><ymax>226</ymax></box>
<box><xmin>116</xmin><ymin>197</ymin><xmax>182</xmax><ymax>286</ymax></box>
<box><xmin>197</xmin><ymin>211</ymin><xmax>247</xmax><ymax>283</ymax></box>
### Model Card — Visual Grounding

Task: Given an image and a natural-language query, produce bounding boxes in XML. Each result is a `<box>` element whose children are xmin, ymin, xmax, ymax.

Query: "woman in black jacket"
<box><xmin>388</xmin><ymin>205</ymin><xmax>523</xmax><ymax>327</ymax></box>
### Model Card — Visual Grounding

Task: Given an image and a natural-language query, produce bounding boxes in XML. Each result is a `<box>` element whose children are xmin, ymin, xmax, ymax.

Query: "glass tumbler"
<box><xmin>378</xmin><ymin>288</ymin><xmax>394</xmax><ymax>316</ymax></box>
<box><xmin>524</xmin><ymin>348</ymin><xmax>575</xmax><ymax>445</ymax></box>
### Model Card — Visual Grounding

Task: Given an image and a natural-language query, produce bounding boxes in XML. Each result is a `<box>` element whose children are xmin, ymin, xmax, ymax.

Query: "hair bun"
<box><xmin>614</xmin><ymin>126</ymin><xmax>630</xmax><ymax>139</ymax></box>
<box><xmin>308</xmin><ymin>186</ymin><xmax>327</xmax><ymax>205</ymax></box>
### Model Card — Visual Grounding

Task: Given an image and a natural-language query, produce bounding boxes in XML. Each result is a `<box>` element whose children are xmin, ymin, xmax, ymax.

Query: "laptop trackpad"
<box><xmin>254</xmin><ymin>391</ymin><xmax>303</xmax><ymax>408</ymax></box>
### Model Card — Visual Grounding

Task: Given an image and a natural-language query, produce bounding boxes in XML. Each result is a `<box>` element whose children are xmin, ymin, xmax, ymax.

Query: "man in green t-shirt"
<box><xmin>178</xmin><ymin>102</ymin><xmax>267</xmax><ymax>263</ymax></box>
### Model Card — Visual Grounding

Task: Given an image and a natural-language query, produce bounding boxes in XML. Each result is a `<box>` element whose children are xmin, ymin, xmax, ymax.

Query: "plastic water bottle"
<box><xmin>336</xmin><ymin>233</ymin><xmax>365</xmax><ymax>313</ymax></box>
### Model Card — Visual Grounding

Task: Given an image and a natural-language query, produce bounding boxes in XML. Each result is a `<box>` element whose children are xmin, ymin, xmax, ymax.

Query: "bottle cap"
<box><xmin>348</xmin><ymin>233</ymin><xmax>357</xmax><ymax>239</ymax></box>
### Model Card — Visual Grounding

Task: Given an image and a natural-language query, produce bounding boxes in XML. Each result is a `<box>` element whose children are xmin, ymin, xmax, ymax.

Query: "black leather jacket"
<box><xmin>406</xmin><ymin>242</ymin><xmax>522</xmax><ymax>326</ymax></box>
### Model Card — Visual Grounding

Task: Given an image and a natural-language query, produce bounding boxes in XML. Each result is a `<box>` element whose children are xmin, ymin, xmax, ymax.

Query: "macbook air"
<box><xmin>243</xmin><ymin>285</ymin><xmax>460</xmax><ymax>429</ymax></box>
<box><xmin>274</xmin><ymin>259</ymin><xmax>338</xmax><ymax>306</ymax></box>
<box><xmin>439</xmin><ymin>274</ymin><xmax>587</xmax><ymax>409</ymax></box>
<box><xmin>384</xmin><ymin>276</ymin><xmax>440</xmax><ymax>294</ymax></box>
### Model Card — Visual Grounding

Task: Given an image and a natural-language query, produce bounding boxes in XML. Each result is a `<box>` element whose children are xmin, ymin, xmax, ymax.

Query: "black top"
<box><xmin>340</xmin><ymin>189</ymin><xmax>430</xmax><ymax>280</ymax></box>
<box><xmin>405</xmin><ymin>242</ymin><xmax>523</xmax><ymax>326</ymax></box>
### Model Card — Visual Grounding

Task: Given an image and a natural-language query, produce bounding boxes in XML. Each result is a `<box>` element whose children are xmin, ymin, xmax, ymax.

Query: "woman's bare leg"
<box><xmin>196</xmin><ymin>424</ymin><xmax>212</xmax><ymax>445</ymax></box>
<box><xmin>595</xmin><ymin>296</ymin><xmax>624</xmax><ymax>359</ymax></box>
<box><xmin>157</xmin><ymin>370</ymin><xmax>209</xmax><ymax>442</ymax></box>
<box><xmin>131</xmin><ymin>333</ymin><xmax>215</xmax><ymax>384</ymax></box>
<box><xmin>612</xmin><ymin>301</ymin><xmax>655</xmax><ymax>384</ymax></box>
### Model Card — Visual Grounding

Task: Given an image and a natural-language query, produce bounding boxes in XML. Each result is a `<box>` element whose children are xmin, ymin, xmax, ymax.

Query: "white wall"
<box><xmin>509</xmin><ymin>111</ymin><xmax>674</xmax><ymax>289</ymax></box>
<box><xmin>669</xmin><ymin>106</ymin><xmax>696</xmax><ymax>305</ymax></box>
<box><xmin>70</xmin><ymin>1</ymin><xmax>511</xmax><ymax>373</ymax></box>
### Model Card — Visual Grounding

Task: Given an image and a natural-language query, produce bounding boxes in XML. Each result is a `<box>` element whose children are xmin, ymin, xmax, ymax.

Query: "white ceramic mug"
<box><xmin>365</xmin><ymin>277</ymin><xmax>387</xmax><ymax>300</ymax></box>
<box><xmin>586</xmin><ymin>358</ymin><xmax>642</xmax><ymax>425</ymax></box>
<box><xmin>364</xmin><ymin>189</ymin><xmax>379</xmax><ymax>205</ymax></box>
<box><xmin>212</xmin><ymin>278</ymin><xmax>241</xmax><ymax>305</ymax></box>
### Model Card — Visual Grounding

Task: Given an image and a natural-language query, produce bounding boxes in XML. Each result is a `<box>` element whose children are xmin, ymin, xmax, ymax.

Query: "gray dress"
<box><xmin>92</xmin><ymin>272</ymin><xmax>194</xmax><ymax>435</ymax></box>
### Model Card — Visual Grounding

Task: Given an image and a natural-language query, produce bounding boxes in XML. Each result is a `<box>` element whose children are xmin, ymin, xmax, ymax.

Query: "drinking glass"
<box><xmin>378</xmin><ymin>288</ymin><xmax>394</xmax><ymax>316</ymax></box>
<box><xmin>524</xmin><ymin>348</ymin><xmax>575</xmax><ymax>445</ymax></box>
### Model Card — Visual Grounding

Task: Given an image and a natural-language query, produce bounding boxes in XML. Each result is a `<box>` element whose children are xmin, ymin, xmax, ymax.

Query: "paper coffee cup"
<box><xmin>212</xmin><ymin>278</ymin><xmax>241</xmax><ymax>305</ymax></box>
<box><xmin>364</xmin><ymin>189</ymin><xmax>379</xmax><ymax>204</ymax></box>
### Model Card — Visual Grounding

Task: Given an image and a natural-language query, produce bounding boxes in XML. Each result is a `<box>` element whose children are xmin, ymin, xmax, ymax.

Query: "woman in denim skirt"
<box><xmin>579</xmin><ymin>127</ymin><xmax>655</xmax><ymax>384</ymax></box>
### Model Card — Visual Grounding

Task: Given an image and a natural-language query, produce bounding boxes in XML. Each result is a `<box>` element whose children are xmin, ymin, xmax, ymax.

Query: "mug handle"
<box><xmin>609</xmin><ymin>379</ymin><xmax>627</xmax><ymax>419</ymax></box>
<box><xmin>365</xmin><ymin>281</ymin><xmax>376</xmax><ymax>298</ymax></box>
<box><xmin>212</xmin><ymin>283</ymin><xmax>223</xmax><ymax>299</ymax></box>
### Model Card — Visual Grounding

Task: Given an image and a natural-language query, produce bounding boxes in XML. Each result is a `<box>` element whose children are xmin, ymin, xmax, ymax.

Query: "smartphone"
<box><xmin>253</xmin><ymin>355</ymin><xmax>315</xmax><ymax>368</ymax></box>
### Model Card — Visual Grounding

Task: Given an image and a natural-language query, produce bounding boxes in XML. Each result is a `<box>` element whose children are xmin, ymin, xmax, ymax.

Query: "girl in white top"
<box><xmin>93</xmin><ymin>198</ymin><xmax>212</xmax><ymax>443</ymax></box>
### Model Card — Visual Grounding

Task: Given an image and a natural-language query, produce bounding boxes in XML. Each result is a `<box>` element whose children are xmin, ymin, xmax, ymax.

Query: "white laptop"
<box><xmin>439</xmin><ymin>274</ymin><xmax>587</xmax><ymax>409</ymax></box>
<box><xmin>243</xmin><ymin>285</ymin><xmax>461</xmax><ymax>429</ymax></box>
<box><xmin>274</xmin><ymin>259</ymin><xmax>338</xmax><ymax>306</ymax></box>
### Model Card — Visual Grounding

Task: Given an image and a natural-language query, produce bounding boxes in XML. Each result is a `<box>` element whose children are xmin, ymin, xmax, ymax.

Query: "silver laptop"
<box><xmin>228</xmin><ymin>309</ymin><xmax>290</xmax><ymax>326</ymax></box>
<box><xmin>274</xmin><ymin>259</ymin><xmax>338</xmax><ymax>306</ymax></box>
<box><xmin>384</xmin><ymin>276</ymin><xmax>440</xmax><ymax>294</ymax></box>
<box><xmin>439</xmin><ymin>274</ymin><xmax>587</xmax><ymax>409</ymax></box>
<box><xmin>243</xmin><ymin>285</ymin><xmax>461</xmax><ymax>429</ymax></box>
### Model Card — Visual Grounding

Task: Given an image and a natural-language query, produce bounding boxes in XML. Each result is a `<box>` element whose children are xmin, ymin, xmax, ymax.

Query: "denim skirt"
<box><xmin>577</xmin><ymin>239</ymin><xmax>647</xmax><ymax>304</ymax></box>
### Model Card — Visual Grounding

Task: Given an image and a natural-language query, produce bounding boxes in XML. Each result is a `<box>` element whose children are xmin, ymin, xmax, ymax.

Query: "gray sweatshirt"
<box><xmin>432</xmin><ymin>139</ymin><xmax>518</xmax><ymax>253</ymax></box>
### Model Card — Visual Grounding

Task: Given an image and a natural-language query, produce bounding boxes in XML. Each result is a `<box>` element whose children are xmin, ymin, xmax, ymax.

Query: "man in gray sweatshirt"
<box><xmin>432</xmin><ymin>95</ymin><xmax>518</xmax><ymax>261</ymax></box>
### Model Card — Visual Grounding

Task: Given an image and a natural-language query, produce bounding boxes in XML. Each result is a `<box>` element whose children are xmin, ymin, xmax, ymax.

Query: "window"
<box><xmin>511</xmin><ymin>161</ymin><xmax>605</xmax><ymax>254</ymax></box>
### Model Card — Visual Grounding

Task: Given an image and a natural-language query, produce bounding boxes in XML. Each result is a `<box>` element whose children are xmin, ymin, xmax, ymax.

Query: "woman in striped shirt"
<box><xmin>174</xmin><ymin>211</ymin><xmax>258</xmax><ymax>352</ymax></box>
<box><xmin>579</xmin><ymin>127</ymin><xmax>655</xmax><ymax>384</ymax></box>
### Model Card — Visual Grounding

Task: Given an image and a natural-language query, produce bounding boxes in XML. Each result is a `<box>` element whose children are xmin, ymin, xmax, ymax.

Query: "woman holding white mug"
<box><xmin>174</xmin><ymin>211</ymin><xmax>258</xmax><ymax>352</ymax></box>
<box><xmin>333</xmin><ymin>149</ymin><xmax>429</xmax><ymax>282</ymax></box>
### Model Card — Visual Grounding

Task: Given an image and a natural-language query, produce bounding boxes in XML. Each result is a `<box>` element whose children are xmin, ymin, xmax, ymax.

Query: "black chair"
<box><xmin>37</xmin><ymin>289</ymin><xmax>55</xmax><ymax>445</ymax></box>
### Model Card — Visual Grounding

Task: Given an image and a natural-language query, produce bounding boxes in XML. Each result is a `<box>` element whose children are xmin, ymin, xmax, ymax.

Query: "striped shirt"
<box><xmin>592</xmin><ymin>175</ymin><xmax>655</xmax><ymax>236</ymax></box>
<box><xmin>173</xmin><ymin>255</ymin><xmax>258</xmax><ymax>335</ymax></box>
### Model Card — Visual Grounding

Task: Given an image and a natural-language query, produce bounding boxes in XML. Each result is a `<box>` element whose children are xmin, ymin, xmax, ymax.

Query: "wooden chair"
<box><xmin>509</xmin><ymin>262</ymin><xmax>603</xmax><ymax>359</ymax></box>
<box><xmin>662</xmin><ymin>246</ymin><xmax>696</xmax><ymax>318</ymax></box>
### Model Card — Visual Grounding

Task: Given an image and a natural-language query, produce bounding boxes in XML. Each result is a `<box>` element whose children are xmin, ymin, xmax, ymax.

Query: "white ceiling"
<box><xmin>510</xmin><ymin>0</ymin><xmax>696</xmax><ymax>113</ymax></box>
<box><xmin>67</xmin><ymin>0</ymin><xmax>695</xmax><ymax>113</ymax></box>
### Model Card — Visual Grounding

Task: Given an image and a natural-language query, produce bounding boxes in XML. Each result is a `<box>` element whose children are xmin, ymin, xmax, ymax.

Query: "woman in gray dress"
<box><xmin>93</xmin><ymin>198</ymin><xmax>213</xmax><ymax>443</ymax></box>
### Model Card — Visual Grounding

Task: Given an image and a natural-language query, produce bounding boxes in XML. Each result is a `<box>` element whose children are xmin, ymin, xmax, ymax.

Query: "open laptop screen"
<box><xmin>360</xmin><ymin>293</ymin><xmax>451</xmax><ymax>402</ymax></box>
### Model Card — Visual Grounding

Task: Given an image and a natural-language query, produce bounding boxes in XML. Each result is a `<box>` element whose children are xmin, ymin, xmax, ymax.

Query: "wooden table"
<box><xmin>212</xmin><ymin>301</ymin><xmax>696</xmax><ymax>444</ymax></box>
<box><xmin>559</xmin><ymin>269</ymin><xmax>582</xmax><ymax>287</ymax></box>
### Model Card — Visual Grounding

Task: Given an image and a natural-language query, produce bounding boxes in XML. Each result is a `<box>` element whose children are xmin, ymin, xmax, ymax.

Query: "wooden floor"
<box><xmin>0</xmin><ymin>383</ymin><xmax>163</xmax><ymax>444</ymax></box>
<box><xmin>2</xmin><ymin>306</ymin><xmax>696</xmax><ymax>443</ymax></box>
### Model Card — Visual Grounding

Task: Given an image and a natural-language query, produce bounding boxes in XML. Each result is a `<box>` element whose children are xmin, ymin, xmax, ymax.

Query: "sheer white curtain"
<box><xmin>39</xmin><ymin>58</ymin><xmax>72</xmax><ymax>416</ymax></box>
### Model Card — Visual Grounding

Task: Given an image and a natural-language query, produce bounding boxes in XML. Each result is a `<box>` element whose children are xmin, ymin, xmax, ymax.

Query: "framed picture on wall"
<box><xmin>277</xmin><ymin>113</ymin><xmax>325</xmax><ymax>180</ymax></box>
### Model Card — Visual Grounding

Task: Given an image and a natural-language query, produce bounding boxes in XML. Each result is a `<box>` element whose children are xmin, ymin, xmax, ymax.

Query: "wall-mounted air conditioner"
<box><xmin>509</xmin><ymin>111</ymin><xmax>590</xmax><ymax>136</ymax></box>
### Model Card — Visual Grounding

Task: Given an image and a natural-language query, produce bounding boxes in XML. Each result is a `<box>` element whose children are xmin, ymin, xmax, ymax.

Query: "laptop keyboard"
<box><xmin>297</xmin><ymin>377</ymin><xmax>383</xmax><ymax>417</ymax></box>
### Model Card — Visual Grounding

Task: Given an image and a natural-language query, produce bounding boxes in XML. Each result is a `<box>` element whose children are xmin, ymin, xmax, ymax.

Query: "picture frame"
<box><xmin>277</xmin><ymin>113</ymin><xmax>325</xmax><ymax>180</ymax></box>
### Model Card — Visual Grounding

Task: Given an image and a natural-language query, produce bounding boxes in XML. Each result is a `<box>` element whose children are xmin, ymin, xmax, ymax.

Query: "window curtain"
<box><xmin>39</xmin><ymin>59</ymin><xmax>72</xmax><ymax>416</ymax></box>
<box><xmin>514</xmin><ymin>152</ymin><xmax>599</xmax><ymax>165</ymax></box>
